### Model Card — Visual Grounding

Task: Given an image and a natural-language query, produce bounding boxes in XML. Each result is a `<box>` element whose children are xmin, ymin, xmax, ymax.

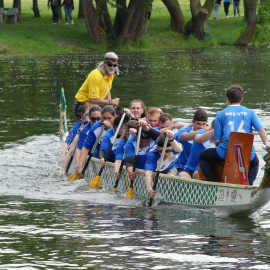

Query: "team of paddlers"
<box><xmin>60</xmin><ymin>52</ymin><xmax>269</xmax><ymax>199</ymax></box>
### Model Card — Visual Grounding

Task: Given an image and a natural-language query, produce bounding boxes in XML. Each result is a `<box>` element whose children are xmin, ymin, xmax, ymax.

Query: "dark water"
<box><xmin>1</xmin><ymin>48</ymin><xmax>270</xmax><ymax>269</ymax></box>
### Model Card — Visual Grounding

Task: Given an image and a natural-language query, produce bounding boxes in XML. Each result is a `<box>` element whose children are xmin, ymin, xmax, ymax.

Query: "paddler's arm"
<box><xmin>180</xmin><ymin>130</ymin><xmax>197</xmax><ymax>141</ymax></box>
<box><xmin>214</xmin><ymin>139</ymin><xmax>221</xmax><ymax>146</ymax></box>
<box><xmin>165</xmin><ymin>130</ymin><xmax>183</xmax><ymax>152</ymax></box>
<box><xmin>89</xmin><ymin>96</ymin><xmax>120</xmax><ymax>106</ymax></box>
<box><xmin>195</xmin><ymin>129</ymin><xmax>214</xmax><ymax>144</ymax></box>
<box><xmin>258</xmin><ymin>128</ymin><xmax>269</xmax><ymax>146</ymax></box>
<box><xmin>126</xmin><ymin>157</ymin><xmax>138</xmax><ymax>180</ymax></box>
<box><xmin>145</xmin><ymin>170</ymin><xmax>157</xmax><ymax>199</ymax></box>
<box><xmin>62</xmin><ymin>134</ymin><xmax>79</xmax><ymax>173</ymax></box>
<box><xmin>99</xmin><ymin>149</ymin><xmax>107</xmax><ymax>167</ymax></box>
<box><xmin>75</xmin><ymin>146</ymin><xmax>89</xmax><ymax>176</ymax></box>
<box><xmin>75</xmin><ymin>148</ymin><xmax>81</xmax><ymax>166</ymax></box>
<box><xmin>114</xmin><ymin>160</ymin><xmax>122</xmax><ymax>179</ymax></box>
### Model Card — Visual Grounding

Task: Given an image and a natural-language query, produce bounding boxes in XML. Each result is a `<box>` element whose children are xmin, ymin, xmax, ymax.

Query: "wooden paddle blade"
<box><xmin>124</xmin><ymin>177</ymin><xmax>130</xmax><ymax>190</ymax></box>
<box><xmin>125</xmin><ymin>188</ymin><xmax>135</xmax><ymax>198</ymax></box>
<box><xmin>89</xmin><ymin>175</ymin><xmax>102</xmax><ymax>189</ymax></box>
<box><xmin>67</xmin><ymin>173</ymin><xmax>78</xmax><ymax>181</ymax></box>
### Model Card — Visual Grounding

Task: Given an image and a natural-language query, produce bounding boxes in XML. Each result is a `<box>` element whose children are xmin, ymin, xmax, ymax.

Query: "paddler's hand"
<box><xmin>164</xmin><ymin>130</ymin><xmax>174</xmax><ymax>141</ymax></box>
<box><xmin>100</xmin><ymin>158</ymin><xmax>107</xmax><ymax>167</ymax></box>
<box><xmin>148</xmin><ymin>188</ymin><xmax>157</xmax><ymax>199</ymax></box>
<box><xmin>129</xmin><ymin>128</ymin><xmax>137</xmax><ymax>135</ymax></box>
<box><xmin>75</xmin><ymin>165</ymin><xmax>85</xmax><ymax>179</ymax></box>
<box><xmin>128</xmin><ymin>171</ymin><xmax>138</xmax><ymax>180</ymax></box>
<box><xmin>173</xmin><ymin>122</ymin><xmax>183</xmax><ymax>130</ymax></box>
<box><xmin>115</xmin><ymin>171</ymin><xmax>123</xmax><ymax>179</ymax></box>
<box><xmin>137</xmin><ymin>119</ymin><xmax>149</xmax><ymax>131</ymax></box>
<box><xmin>103</xmin><ymin>120</ymin><xmax>112</xmax><ymax>130</ymax></box>
<box><xmin>263</xmin><ymin>141</ymin><xmax>270</xmax><ymax>151</ymax></box>
<box><xmin>123</xmin><ymin>108</ymin><xmax>134</xmax><ymax>118</ymax></box>
<box><xmin>111</xmin><ymin>98</ymin><xmax>120</xmax><ymax>107</ymax></box>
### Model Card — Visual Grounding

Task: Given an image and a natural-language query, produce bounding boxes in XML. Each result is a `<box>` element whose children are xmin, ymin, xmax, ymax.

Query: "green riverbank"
<box><xmin>0</xmin><ymin>0</ymin><xmax>264</xmax><ymax>55</ymax></box>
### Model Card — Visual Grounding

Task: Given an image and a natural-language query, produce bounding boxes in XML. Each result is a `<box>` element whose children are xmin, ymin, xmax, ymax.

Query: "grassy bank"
<box><xmin>0</xmin><ymin>0</ymin><xmax>256</xmax><ymax>55</ymax></box>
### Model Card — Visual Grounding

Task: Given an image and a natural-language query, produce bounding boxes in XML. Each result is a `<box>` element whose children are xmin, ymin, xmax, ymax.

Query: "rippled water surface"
<box><xmin>1</xmin><ymin>48</ymin><xmax>270</xmax><ymax>269</ymax></box>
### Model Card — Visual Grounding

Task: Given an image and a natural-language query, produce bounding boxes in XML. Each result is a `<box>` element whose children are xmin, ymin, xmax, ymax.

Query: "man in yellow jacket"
<box><xmin>73</xmin><ymin>52</ymin><xmax>120</xmax><ymax>120</ymax></box>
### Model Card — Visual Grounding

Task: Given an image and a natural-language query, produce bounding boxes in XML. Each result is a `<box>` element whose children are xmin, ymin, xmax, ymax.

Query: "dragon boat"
<box><xmin>59</xmin><ymin>89</ymin><xmax>270</xmax><ymax>216</ymax></box>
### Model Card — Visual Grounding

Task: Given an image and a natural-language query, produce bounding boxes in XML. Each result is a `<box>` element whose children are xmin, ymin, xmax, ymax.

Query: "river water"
<box><xmin>1</xmin><ymin>47</ymin><xmax>270</xmax><ymax>269</ymax></box>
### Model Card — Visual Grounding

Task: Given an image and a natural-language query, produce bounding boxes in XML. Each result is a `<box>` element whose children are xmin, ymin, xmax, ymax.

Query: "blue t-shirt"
<box><xmin>145</xmin><ymin>146</ymin><xmax>180</xmax><ymax>172</ymax></box>
<box><xmin>184</xmin><ymin>129</ymin><xmax>211</xmax><ymax>172</ymax></box>
<box><xmin>125</xmin><ymin>135</ymin><xmax>156</xmax><ymax>170</ymax></box>
<box><xmin>77</xmin><ymin>121</ymin><xmax>92</xmax><ymax>150</ymax></box>
<box><xmin>100</xmin><ymin>128</ymin><xmax>122</xmax><ymax>162</ymax></box>
<box><xmin>214</xmin><ymin>105</ymin><xmax>265</xmax><ymax>160</ymax></box>
<box><xmin>174</xmin><ymin>126</ymin><xmax>193</xmax><ymax>169</ymax></box>
<box><xmin>115</xmin><ymin>138</ymin><xmax>128</xmax><ymax>161</ymax></box>
<box><xmin>83</xmin><ymin>120</ymin><xmax>107</xmax><ymax>158</ymax></box>
<box><xmin>65</xmin><ymin>120</ymin><xmax>82</xmax><ymax>145</ymax></box>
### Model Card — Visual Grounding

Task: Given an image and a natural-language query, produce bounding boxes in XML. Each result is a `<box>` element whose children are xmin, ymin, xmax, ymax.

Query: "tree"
<box><xmin>234</xmin><ymin>0</ymin><xmax>258</xmax><ymax>46</ymax></box>
<box><xmin>82</xmin><ymin>0</ymin><xmax>150</xmax><ymax>46</ymax></box>
<box><xmin>78</xmin><ymin>0</ymin><xmax>84</xmax><ymax>18</ymax></box>
<box><xmin>33</xmin><ymin>0</ymin><xmax>40</xmax><ymax>18</ymax></box>
<box><xmin>13</xmin><ymin>0</ymin><xmax>21</xmax><ymax>22</ymax></box>
<box><xmin>0</xmin><ymin>0</ymin><xmax>4</xmax><ymax>8</ymax></box>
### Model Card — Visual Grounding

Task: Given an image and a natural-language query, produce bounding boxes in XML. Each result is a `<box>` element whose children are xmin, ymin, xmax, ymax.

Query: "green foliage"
<box><xmin>252</xmin><ymin>0</ymin><xmax>270</xmax><ymax>45</ymax></box>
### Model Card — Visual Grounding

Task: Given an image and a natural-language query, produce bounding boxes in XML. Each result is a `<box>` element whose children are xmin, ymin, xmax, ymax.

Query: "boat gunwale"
<box><xmin>89</xmin><ymin>157</ymin><xmax>254</xmax><ymax>190</ymax></box>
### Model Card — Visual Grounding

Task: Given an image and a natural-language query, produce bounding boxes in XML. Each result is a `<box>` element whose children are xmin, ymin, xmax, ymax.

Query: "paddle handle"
<box><xmin>66</xmin><ymin>155</ymin><xmax>74</xmax><ymax>174</ymax></box>
<box><xmin>82</xmin><ymin>153</ymin><xmax>93</xmax><ymax>175</ymax></box>
<box><xmin>133</xmin><ymin>155</ymin><xmax>138</xmax><ymax>172</ymax></box>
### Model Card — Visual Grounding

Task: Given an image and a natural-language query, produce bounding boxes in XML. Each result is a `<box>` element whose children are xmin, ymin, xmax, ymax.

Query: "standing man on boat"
<box><xmin>199</xmin><ymin>85</ymin><xmax>269</xmax><ymax>185</ymax></box>
<box><xmin>73</xmin><ymin>52</ymin><xmax>120</xmax><ymax>121</ymax></box>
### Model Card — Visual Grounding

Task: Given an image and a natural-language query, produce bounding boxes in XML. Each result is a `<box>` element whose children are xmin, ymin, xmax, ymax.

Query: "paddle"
<box><xmin>89</xmin><ymin>113</ymin><xmax>126</xmax><ymax>189</ymax></box>
<box><xmin>125</xmin><ymin>126</ymin><xmax>142</xmax><ymax>198</ymax></box>
<box><xmin>65</xmin><ymin>136</ymin><xmax>79</xmax><ymax>174</ymax></box>
<box><xmin>112</xmin><ymin>134</ymin><xmax>132</xmax><ymax>192</ymax></box>
<box><xmin>148</xmin><ymin>136</ymin><xmax>169</xmax><ymax>207</ymax></box>
<box><xmin>67</xmin><ymin>125</ymin><xmax>105</xmax><ymax>181</ymax></box>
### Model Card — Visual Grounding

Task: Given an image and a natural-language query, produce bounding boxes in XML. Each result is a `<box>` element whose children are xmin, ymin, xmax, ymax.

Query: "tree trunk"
<box><xmin>185</xmin><ymin>0</ymin><xmax>215</xmax><ymax>37</ymax></box>
<box><xmin>243</xmin><ymin>0</ymin><xmax>250</xmax><ymax>20</ymax></box>
<box><xmin>13</xmin><ymin>0</ymin><xmax>21</xmax><ymax>22</ymax></box>
<box><xmin>118</xmin><ymin>0</ymin><xmax>142</xmax><ymax>45</ymax></box>
<box><xmin>234</xmin><ymin>0</ymin><xmax>258</xmax><ymax>46</ymax></box>
<box><xmin>126</xmin><ymin>0</ymin><xmax>148</xmax><ymax>46</ymax></box>
<box><xmin>100</xmin><ymin>1</ymin><xmax>117</xmax><ymax>40</ymax></box>
<box><xmin>33</xmin><ymin>0</ymin><xmax>40</xmax><ymax>18</ymax></box>
<box><xmin>162</xmin><ymin>0</ymin><xmax>185</xmax><ymax>33</ymax></box>
<box><xmin>82</xmin><ymin>0</ymin><xmax>103</xmax><ymax>43</ymax></box>
<box><xmin>78</xmin><ymin>0</ymin><xmax>84</xmax><ymax>18</ymax></box>
<box><xmin>114</xmin><ymin>0</ymin><xmax>127</xmax><ymax>37</ymax></box>
<box><xmin>0</xmin><ymin>0</ymin><xmax>4</xmax><ymax>8</ymax></box>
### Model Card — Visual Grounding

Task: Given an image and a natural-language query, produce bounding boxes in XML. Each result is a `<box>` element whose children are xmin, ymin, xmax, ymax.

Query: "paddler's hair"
<box><xmin>157</xmin><ymin>134</ymin><xmax>171</xmax><ymax>148</ymax></box>
<box><xmin>226</xmin><ymin>85</ymin><xmax>243</xmax><ymax>103</ymax></box>
<box><xmin>147</xmin><ymin>107</ymin><xmax>161</xmax><ymax>117</ymax></box>
<box><xmin>130</xmin><ymin>99</ymin><xmax>147</xmax><ymax>118</ymax></box>
<box><xmin>102</xmin><ymin>105</ymin><xmax>116</xmax><ymax>116</ymax></box>
<box><xmin>113</xmin><ymin>113</ymin><xmax>130</xmax><ymax>128</ymax></box>
<box><xmin>89</xmin><ymin>105</ymin><xmax>102</xmax><ymax>115</ymax></box>
<box><xmin>159</xmin><ymin>113</ymin><xmax>173</xmax><ymax>124</ymax></box>
<box><xmin>80</xmin><ymin>103</ymin><xmax>91</xmax><ymax>116</ymax></box>
<box><xmin>97</xmin><ymin>52</ymin><xmax>119</xmax><ymax>76</ymax></box>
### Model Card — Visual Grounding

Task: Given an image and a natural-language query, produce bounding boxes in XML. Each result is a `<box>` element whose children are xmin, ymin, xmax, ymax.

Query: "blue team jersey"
<box><xmin>100</xmin><ymin>128</ymin><xmax>122</xmax><ymax>162</ymax></box>
<box><xmin>184</xmin><ymin>129</ymin><xmax>211</xmax><ymax>172</ymax></box>
<box><xmin>174</xmin><ymin>126</ymin><xmax>193</xmax><ymax>169</ymax></box>
<box><xmin>214</xmin><ymin>105</ymin><xmax>265</xmax><ymax>160</ymax></box>
<box><xmin>145</xmin><ymin>146</ymin><xmax>180</xmax><ymax>172</ymax></box>
<box><xmin>125</xmin><ymin>135</ymin><xmax>156</xmax><ymax>170</ymax></box>
<box><xmin>83</xmin><ymin>120</ymin><xmax>107</xmax><ymax>158</ymax></box>
<box><xmin>77</xmin><ymin>121</ymin><xmax>92</xmax><ymax>150</ymax></box>
<box><xmin>65</xmin><ymin>120</ymin><xmax>82</xmax><ymax>145</ymax></box>
<box><xmin>115</xmin><ymin>138</ymin><xmax>128</xmax><ymax>161</ymax></box>
<box><xmin>154</xmin><ymin>127</ymin><xmax>161</xmax><ymax>131</ymax></box>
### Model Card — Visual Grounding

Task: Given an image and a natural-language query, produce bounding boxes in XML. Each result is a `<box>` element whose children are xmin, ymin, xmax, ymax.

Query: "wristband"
<box><xmin>168</xmin><ymin>138</ymin><xmax>174</xmax><ymax>142</ymax></box>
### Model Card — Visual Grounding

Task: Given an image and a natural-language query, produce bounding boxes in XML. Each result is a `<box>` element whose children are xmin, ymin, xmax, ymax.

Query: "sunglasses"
<box><xmin>158</xmin><ymin>149</ymin><xmax>171</xmax><ymax>154</ymax></box>
<box><xmin>90</xmin><ymin>117</ymin><xmax>102</xmax><ymax>122</ymax></box>
<box><xmin>105</xmin><ymin>58</ymin><xmax>118</xmax><ymax>67</ymax></box>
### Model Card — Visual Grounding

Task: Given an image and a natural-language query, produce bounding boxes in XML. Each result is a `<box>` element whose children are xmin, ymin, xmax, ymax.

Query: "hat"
<box><xmin>193</xmin><ymin>109</ymin><xmax>208</xmax><ymax>122</ymax></box>
<box><xmin>141</xmin><ymin>130</ymin><xmax>151</xmax><ymax>139</ymax></box>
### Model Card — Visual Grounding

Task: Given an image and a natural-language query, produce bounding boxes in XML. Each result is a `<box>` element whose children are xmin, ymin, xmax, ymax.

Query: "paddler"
<box><xmin>73</xmin><ymin>52</ymin><xmax>120</xmax><ymax>120</ymax></box>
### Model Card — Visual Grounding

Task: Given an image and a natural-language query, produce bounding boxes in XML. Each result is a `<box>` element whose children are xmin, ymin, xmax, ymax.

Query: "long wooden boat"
<box><xmin>59</xmin><ymin>89</ymin><xmax>270</xmax><ymax>216</ymax></box>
